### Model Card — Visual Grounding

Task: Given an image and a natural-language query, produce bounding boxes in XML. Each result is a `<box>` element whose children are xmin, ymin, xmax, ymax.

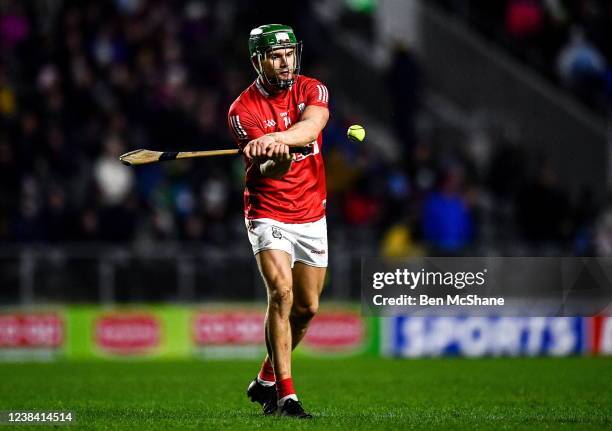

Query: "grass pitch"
<box><xmin>0</xmin><ymin>357</ymin><xmax>611</xmax><ymax>430</ymax></box>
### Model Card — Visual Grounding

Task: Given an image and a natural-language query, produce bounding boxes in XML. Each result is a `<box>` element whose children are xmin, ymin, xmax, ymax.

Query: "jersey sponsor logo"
<box><xmin>316</xmin><ymin>84</ymin><xmax>329</xmax><ymax>103</ymax></box>
<box><xmin>294</xmin><ymin>141</ymin><xmax>320</xmax><ymax>162</ymax></box>
<box><xmin>230</xmin><ymin>115</ymin><xmax>248</xmax><ymax>139</ymax></box>
<box><xmin>95</xmin><ymin>314</ymin><xmax>161</xmax><ymax>354</ymax></box>
<box><xmin>264</xmin><ymin>119</ymin><xmax>276</xmax><ymax>128</ymax></box>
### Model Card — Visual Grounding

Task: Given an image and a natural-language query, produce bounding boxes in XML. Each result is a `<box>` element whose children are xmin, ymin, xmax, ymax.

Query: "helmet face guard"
<box><xmin>249</xmin><ymin>24</ymin><xmax>302</xmax><ymax>91</ymax></box>
<box><xmin>252</xmin><ymin>42</ymin><xmax>303</xmax><ymax>90</ymax></box>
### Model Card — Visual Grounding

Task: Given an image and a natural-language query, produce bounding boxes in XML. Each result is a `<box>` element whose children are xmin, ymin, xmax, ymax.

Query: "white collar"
<box><xmin>255</xmin><ymin>77</ymin><xmax>270</xmax><ymax>97</ymax></box>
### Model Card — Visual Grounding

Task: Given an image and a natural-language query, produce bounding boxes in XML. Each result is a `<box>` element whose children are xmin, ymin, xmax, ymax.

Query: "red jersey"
<box><xmin>228</xmin><ymin>75</ymin><xmax>328</xmax><ymax>223</ymax></box>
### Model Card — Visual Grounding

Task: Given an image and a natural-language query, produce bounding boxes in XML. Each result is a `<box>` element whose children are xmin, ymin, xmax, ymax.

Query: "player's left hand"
<box><xmin>243</xmin><ymin>135</ymin><xmax>276</xmax><ymax>159</ymax></box>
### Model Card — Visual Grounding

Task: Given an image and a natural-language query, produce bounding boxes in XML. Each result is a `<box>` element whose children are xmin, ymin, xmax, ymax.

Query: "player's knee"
<box><xmin>293</xmin><ymin>301</ymin><xmax>318</xmax><ymax>323</ymax></box>
<box><xmin>269</xmin><ymin>285</ymin><xmax>293</xmax><ymax>311</ymax></box>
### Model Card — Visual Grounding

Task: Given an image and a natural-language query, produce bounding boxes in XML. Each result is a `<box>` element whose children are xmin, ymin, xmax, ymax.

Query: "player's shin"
<box><xmin>257</xmin><ymin>317</ymin><xmax>276</xmax><ymax>385</ymax></box>
<box><xmin>289</xmin><ymin>305</ymin><xmax>317</xmax><ymax>349</ymax></box>
<box><xmin>266</xmin><ymin>287</ymin><xmax>293</xmax><ymax>382</ymax></box>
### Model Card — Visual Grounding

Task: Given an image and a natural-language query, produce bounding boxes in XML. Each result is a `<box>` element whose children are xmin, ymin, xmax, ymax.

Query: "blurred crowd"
<box><xmin>0</xmin><ymin>0</ymin><xmax>330</xmax><ymax>245</ymax></box>
<box><xmin>434</xmin><ymin>0</ymin><xmax>612</xmax><ymax>112</ymax></box>
<box><xmin>0</xmin><ymin>0</ymin><xmax>609</xmax><ymax>261</ymax></box>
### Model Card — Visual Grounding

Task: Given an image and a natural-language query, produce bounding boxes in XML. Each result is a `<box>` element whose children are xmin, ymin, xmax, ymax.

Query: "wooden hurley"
<box><xmin>119</xmin><ymin>147</ymin><xmax>312</xmax><ymax>166</ymax></box>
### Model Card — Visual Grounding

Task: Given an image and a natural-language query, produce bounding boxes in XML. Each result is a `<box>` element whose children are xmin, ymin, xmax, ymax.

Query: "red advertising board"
<box><xmin>192</xmin><ymin>312</ymin><xmax>264</xmax><ymax>345</ymax></box>
<box><xmin>95</xmin><ymin>314</ymin><xmax>161</xmax><ymax>354</ymax></box>
<box><xmin>191</xmin><ymin>310</ymin><xmax>366</xmax><ymax>354</ymax></box>
<box><xmin>592</xmin><ymin>316</ymin><xmax>612</xmax><ymax>355</ymax></box>
<box><xmin>0</xmin><ymin>313</ymin><xmax>63</xmax><ymax>348</ymax></box>
<box><xmin>303</xmin><ymin>312</ymin><xmax>365</xmax><ymax>352</ymax></box>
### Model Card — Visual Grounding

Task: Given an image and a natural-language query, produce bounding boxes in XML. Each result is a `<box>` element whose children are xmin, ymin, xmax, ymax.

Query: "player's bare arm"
<box><xmin>267</xmin><ymin>105</ymin><xmax>329</xmax><ymax>147</ymax></box>
<box><xmin>243</xmin><ymin>106</ymin><xmax>328</xmax><ymax>178</ymax></box>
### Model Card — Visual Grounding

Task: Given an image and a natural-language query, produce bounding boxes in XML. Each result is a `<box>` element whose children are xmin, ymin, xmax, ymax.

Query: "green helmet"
<box><xmin>248</xmin><ymin>24</ymin><xmax>302</xmax><ymax>90</ymax></box>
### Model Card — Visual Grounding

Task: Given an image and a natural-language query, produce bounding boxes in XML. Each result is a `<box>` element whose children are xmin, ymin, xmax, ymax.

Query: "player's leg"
<box><xmin>260</xmin><ymin>261</ymin><xmax>324</xmax><ymax>355</ymax></box>
<box><xmin>256</xmin><ymin>249</ymin><xmax>312</xmax><ymax>418</ymax></box>
<box><xmin>254</xmin><ymin>263</ymin><xmax>323</xmax><ymax>399</ymax></box>
<box><xmin>245</xmin><ymin>219</ymin><xmax>295</xmax><ymax>414</ymax></box>
<box><xmin>255</xmin><ymin>249</ymin><xmax>294</xmax><ymax>381</ymax></box>
<box><xmin>290</xmin><ymin>263</ymin><xmax>326</xmax><ymax>347</ymax></box>
<box><xmin>248</xmin><ymin>315</ymin><xmax>276</xmax><ymax>411</ymax></box>
<box><xmin>247</xmin><ymin>249</ymin><xmax>293</xmax><ymax>414</ymax></box>
<box><xmin>253</xmin><ymin>265</ymin><xmax>322</xmax><ymax>414</ymax></box>
<box><xmin>275</xmin><ymin>218</ymin><xmax>326</xmax><ymax>418</ymax></box>
<box><xmin>289</xmin><ymin>217</ymin><xmax>327</xmax><ymax>347</ymax></box>
<box><xmin>257</xmin><ymin>311</ymin><xmax>275</xmax><ymax>385</ymax></box>
<box><xmin>257</xmin><ymin>313</ymin><xmax>276</xmax><ymax>384</ymax></box>
<box><xmin>260</xmin><ymin>263</ymin><xmax>324</xmax><ymax>357</ymax></box>
<box><xmin>274</xmin><ymin>265</ymin><xmax>324</xmax><ymax>419</ymax></box>
<box><xmin>246</xmin><ymin>218</ymin><xmax>321</xmax><ymax>418</ymax></box>
<box><xmin>261</xmin><ymin>317</ymin><xmax>274</xmax><ymax>381</ymax></box>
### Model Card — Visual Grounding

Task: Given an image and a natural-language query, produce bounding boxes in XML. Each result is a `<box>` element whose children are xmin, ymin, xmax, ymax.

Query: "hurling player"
<box><xmin>228</xmin><ymin>24</ymin><xmax>330</xmax><ymax>418</ymax></box>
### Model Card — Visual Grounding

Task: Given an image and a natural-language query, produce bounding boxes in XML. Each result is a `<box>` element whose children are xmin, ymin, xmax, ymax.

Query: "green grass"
<box><xmin>0</xmin><ymin>358</ymin><xmax>611</xmax><ymax>430</ymax></box>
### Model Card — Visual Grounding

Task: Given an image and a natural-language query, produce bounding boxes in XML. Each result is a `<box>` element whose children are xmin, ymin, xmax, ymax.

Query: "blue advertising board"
<box><xmin>384</xmin><ymin>317</ymin><xmax>587</xmax><ymax>357</ymax></box>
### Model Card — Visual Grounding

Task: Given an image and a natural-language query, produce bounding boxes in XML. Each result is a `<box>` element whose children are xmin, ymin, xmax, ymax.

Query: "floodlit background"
<box><xmin>0</xmin><ymin>0</ymin><xmax>610</xmax><ymax>360</ymax></box>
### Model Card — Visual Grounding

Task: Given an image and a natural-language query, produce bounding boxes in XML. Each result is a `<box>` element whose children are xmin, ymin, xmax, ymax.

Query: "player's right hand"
<box><xmin>266</xmin><ymin>143</ymin><xmax>291</xmax><ymax>162</ymax></box>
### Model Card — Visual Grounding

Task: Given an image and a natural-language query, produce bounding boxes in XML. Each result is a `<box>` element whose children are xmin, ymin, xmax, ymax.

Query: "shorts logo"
<box><xmin>310</xmin><ymin>249</ymin><xmax>326</xmax><ymax>255</ymax></box>
<box><xmin>272</xmin><ymin>227</ymin><xmax>283</xmax><ymax>239</ymax></box>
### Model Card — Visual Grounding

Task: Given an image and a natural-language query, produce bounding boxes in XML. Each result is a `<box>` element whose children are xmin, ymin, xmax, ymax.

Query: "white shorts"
<box><xmin>245</xmin><ymin>217</ymin><xmax>328</xmax><ymax>268</ymax></box>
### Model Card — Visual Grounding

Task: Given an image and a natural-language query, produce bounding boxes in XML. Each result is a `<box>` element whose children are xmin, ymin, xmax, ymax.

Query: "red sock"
<box><xmin>258</xmin><ymin>358</ymin><xmax>275</xmax><ymax>383</ymax></box>
<box><xmin>277</xmin><ymin>377</ymin><xmax>296</xmax><ymax>400</ymax></box>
